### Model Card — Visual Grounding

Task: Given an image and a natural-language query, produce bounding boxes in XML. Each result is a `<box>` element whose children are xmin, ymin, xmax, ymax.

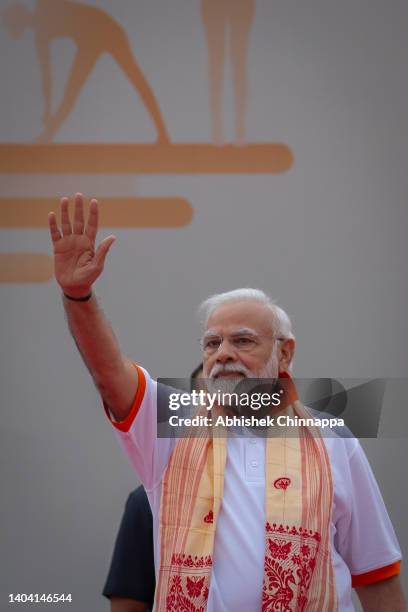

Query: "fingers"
<box><xmin>60</xmin><ymin>197</ymin><xmax>72</xmax><ymax>235</ymax></box>
<box><xmin>85</xmin><ymin>198</ymin><xmax>98</xmax><ymax>243</ymax></box>
<box><xmin>73</xmin><ymin>193</ymin><xmax>85</xmax><ymax>235</ymax></box>
<box><xmin>48</xmin><ymin>211</ymin><xmax>62</xmax><ymax>244</ymax></box>
<box><xmin>52</xmin><ymin>194</ymin><xmax>101</xmax><ymax>242</ymax></box>
<box><xmin>94</xmin><ymin>235</ymin><xmax>116</xmax><ymax>269</ymax></box>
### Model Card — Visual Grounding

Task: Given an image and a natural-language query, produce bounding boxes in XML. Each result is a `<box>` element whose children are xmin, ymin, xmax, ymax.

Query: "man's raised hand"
<box><xmin>48</xmin><ymin>194</ymin><xmax>115</xmax><ymax>298</ymax></box>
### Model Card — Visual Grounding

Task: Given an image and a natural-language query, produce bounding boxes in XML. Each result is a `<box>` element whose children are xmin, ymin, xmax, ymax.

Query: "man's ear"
<box><xmin>278</xmin><ymin>338</ymin><xmax>295</xmax><ymax>373</ymax></box>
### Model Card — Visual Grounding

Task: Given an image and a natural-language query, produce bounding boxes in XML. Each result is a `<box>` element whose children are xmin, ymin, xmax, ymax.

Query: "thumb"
<box><xmin>94</xmin><ymin>235</ymin><xmax>116</xmax><ymax>268</ymax></box>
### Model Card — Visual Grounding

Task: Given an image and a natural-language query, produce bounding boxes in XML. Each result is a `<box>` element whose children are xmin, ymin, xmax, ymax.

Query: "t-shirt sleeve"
<box><xmin>104</xmin><ymin>364</ymin><xmax>176</xmax><ymax>490</ymax></box>
<box><xmin>102</xmin><ymin>486</ymin><xmax>155</xmax><ymax>606</ymax></box>
<box><xmin>335</xmin><ymin>441</ymin><xmax>402</xmax><ymax>587</ymax></box>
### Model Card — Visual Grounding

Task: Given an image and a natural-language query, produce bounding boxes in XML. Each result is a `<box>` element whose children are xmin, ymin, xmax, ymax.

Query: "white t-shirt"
<box><xmin>109</xmin><ymin>368</ymin><xmax>402</xmax><ymax>612</ymax></box>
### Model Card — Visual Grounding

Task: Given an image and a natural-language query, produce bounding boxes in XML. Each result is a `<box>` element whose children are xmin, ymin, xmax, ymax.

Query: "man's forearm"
<box><xmin>63</xmin><ymin>293</ymin><xmax>137</xmax><ymax>420</ymax></box>
<box><xmin>356</xmin><ymin>575</ymin><xmax>407</xmax><ymax>611</ymax></box>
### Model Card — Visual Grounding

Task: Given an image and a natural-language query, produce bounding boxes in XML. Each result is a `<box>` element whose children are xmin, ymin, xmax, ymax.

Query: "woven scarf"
<box><xmin>155</xmin><ymin>375</ymin><xmax>337</xmax><ymax>611</ymax></box>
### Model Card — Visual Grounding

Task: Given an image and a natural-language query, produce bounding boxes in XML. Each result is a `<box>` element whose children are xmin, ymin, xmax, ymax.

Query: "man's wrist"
<box><xmin>63</xmin><ymin>290</ymin><xmax>93</xmax><ymax>302</ymax></box>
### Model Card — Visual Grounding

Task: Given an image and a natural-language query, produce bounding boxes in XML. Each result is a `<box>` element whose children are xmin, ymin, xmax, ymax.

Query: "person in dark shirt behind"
<box><xmin>103</xmin><ymin>486</ymin><xmax>155</xmax><ymax>612</ymax></box>
<box><xmin>103</xmin><ymin>365</ymin><xmax>204</xmax><ymax>612</ymax></box>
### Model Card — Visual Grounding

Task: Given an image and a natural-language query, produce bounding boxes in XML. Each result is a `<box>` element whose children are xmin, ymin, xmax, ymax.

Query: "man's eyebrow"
<box><xmin>231</xmin><ymin>328</ymin><xmax>258</xmax><ymax>336</ymax></box>
<box><xmin>202</xmin><ymin>329</ymin><xmax>220</xmax><ymax>339</ymax></box>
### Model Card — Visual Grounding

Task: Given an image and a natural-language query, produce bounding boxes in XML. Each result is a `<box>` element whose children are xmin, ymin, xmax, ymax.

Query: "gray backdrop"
<box><xmin>1</xmin><ymin>0</ymin><xmax>407</xmax><ymax>610</ymax></box>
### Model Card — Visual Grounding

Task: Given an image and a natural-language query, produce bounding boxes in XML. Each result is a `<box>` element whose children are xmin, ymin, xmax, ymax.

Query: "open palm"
<box><xmin>48</xmin><ymin>194</ymin><xmax>115</xmax><ymax>298</ymax></box>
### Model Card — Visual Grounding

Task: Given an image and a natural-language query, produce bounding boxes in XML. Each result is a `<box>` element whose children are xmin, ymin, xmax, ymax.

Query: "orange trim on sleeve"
<box><xmin>352</xmin><ymin>560</ymin><xmax>401</xmax><ymax>588</ymax></box>
<box><xmin>104</xmin><ymin>363</ymin><xmax>147</xmax><ymax>433</ymax></box>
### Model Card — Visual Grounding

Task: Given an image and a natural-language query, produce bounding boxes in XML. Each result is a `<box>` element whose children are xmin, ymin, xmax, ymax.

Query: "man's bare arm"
<box><xmin>356</xmin><ymin>575</ymin><xmax>407</xmax><ymax>612</ymax></box>
<box><xmin>63</xmin><ymin>294</ymin><xmax>137</xmax><ymax>420</ymax></box>
<box><xmin>49</xmin><ymin>194</ymin><xmax>137</xmax><ymax>421</ymax></box>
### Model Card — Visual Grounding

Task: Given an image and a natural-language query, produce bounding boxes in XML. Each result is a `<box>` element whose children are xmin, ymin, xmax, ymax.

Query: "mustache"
<box><xmin>208</xmin><ymin>362</ymin><xmax>254</xmax><ymax>379</ymax></box>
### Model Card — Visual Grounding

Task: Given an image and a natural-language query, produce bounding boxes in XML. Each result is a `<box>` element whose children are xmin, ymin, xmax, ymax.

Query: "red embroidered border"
<box><xmin>171</xmin><ymin>553</ymin><xmax>213</xmax><ymax>568</ymax></box>
<box><xmin>266</xmin><ymin>522</ymin><xmax>321</xmax><ymax>542</ymax></box>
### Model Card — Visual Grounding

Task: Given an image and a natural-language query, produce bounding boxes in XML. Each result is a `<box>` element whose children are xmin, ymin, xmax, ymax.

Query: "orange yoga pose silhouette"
<box><xmin>2</xmin><ymin>0</ymin><xmax>169</xmax><ymax>143</ymax></box>
<box><xmin>201</xmin><ymin>0</ymin><xmax>255</xmax><ymax>145</ymax></box>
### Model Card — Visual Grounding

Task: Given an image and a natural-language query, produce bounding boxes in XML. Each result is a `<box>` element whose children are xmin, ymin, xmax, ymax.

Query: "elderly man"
<box><xmin>49</xmin><ymin>195</ymin><xmax>405</xmax><ymax>611</ymax></box>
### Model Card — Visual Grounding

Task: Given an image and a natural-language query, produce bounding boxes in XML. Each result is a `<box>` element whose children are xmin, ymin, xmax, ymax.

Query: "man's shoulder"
<box><xmin>305</xmin><ymin>406</ymin><xmax>361</xmax><ymax>462</ymax></box>
<box><xmin>126</xmin><ymin>486</ymin><xmax>152</xmax><ymax>521</ymax></box>
<box><xmin>306</xmin><ymin>406</ymin><xmax>355</xmax><ymax>439</ymax></box>
<box><xmin>127</xmin><ymin>485</ymin><xmax>149</xmax><ymax>505</ymax></box>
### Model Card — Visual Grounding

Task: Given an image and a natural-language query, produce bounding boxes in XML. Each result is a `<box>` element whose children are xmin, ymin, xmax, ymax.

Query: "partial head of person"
<box><xmin>199</xmin><ymin>289</ymin><xmax>295</xmax><ymax>387</ymax></box>
<box><xmin>1</xmin><ymin>4</ymin><xmax>33</xmax><ymax>38</ymax></box>
<box><xmin>190</xmin><ymin>363</ymin><xmax>204</xmax><ymax>392</ymax></box>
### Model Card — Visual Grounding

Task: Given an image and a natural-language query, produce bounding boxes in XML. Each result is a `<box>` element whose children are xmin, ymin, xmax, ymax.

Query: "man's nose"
<box><xmin>215</xmin><ymin>339</ymin><xmax>237</xmax><ymax>363</ymax></box>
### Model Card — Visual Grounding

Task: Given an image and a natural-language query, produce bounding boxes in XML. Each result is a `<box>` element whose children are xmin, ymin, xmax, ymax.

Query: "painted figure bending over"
<box><xmin>2</xmin><ymin>1</ymin><xmax>169</xmax><ymax>143</ymax></box>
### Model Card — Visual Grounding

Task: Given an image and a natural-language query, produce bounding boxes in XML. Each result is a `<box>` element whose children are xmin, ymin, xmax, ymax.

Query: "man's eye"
<box><xmin>233</xmin><ymin>337</ymin><xmax>255</xmax><ymax>347</ymax></box>
<box><xmin>205</xmin><ymin>339</ymin><xmax>221</xmax><ymax>349</ymax></box>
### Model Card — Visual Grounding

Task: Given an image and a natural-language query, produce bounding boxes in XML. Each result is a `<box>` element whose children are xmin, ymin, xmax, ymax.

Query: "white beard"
<box><xmin>204</xmin><ymin>346</ymin><xmax>279</xmax><ymax>403</ymax></box>
<box><xmin>206</xmin><ymin>376</ymin><xmax>244</xmax><ymax>396</ymax></box>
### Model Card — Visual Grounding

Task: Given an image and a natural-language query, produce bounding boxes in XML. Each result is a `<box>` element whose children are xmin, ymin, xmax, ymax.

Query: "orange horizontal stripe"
<box><xmin>0</xmin><ymin>253</ymin><xmax>53</xmax><ymax>283</ymax></box>
<box><xmin>0</xmin><ymin>197</ymin><xmax>192</xmax><ymax>228</ymax></box>
<box><xmin>104</xmin><ymin>364</ymin><xmax>146</xmax><ymax>433</ymax></box>
<box><xmin>352</xmin><ymin>560</ymin><xmax>401</xmax><ymax>587</ymax></box>
<box><xmin>0</xmin><ymin>143</ymin><xmax>293</xmax><ymax>174</ymax></box>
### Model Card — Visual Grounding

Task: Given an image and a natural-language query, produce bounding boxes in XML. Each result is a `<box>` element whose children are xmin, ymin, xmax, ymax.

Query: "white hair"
<box><xmin>198</xmin><ymin>288</ymin><xmax>295</xmax><ymax>340</ymax></box>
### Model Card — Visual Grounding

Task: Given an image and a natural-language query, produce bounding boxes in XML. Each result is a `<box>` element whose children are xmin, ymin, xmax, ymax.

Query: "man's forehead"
<box><xmin>205</xmin><ymin>300</ymin><xmax>274</xmax><ymax>332</ymax></box>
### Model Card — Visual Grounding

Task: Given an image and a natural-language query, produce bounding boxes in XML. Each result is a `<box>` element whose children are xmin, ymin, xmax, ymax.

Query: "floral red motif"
<box><xmin>268</xmin><ymin>539</ymin><xmax>292</xmax><ymax>560</ymax></box>
<box><xmin>273</xmin><ymin>477</ymin><xmax>291</xmax><ymax>490</ymax></box>
<box><xmin>262</xmin><ymin>558</ymin><xmax>295</xmax><ymax>611</ymax></box>
<box><xmin>203</xmin><ymin>509</ymin><xmax>214</xmax><ymax>523</ymax></box>
<box><xmin>186</xmin><ymin>576</ymin><xmax>205</xmax><ymax>598</ymax></box>
<box><xmin>262</xmin><ymin>524</ymin><xmax>321</xmax><ymax>611</ymax></box>
<box><xmin>300</xmin><ymin>545</ymin><xmax>310</xmax><ymax>557</ymax></box>
<box><xmin>171</xmin><ymin>553</ymin><xmax>212</xmax><ymax>568</ymax></box>
<box><xmin>166</xmin><ymin>561</ymin><xmax>210</xmax><ymax>612</ymax></box>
